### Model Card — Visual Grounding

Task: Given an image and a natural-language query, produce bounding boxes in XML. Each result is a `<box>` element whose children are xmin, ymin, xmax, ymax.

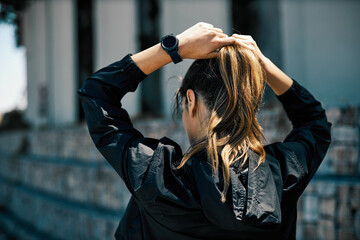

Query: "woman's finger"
<box><xmin>232</xmin><ymin>34</ymin><xmax>254</xmax><ymax>41</ymax></box>
<box><xmin>235</xmin><ymin>40</ymin><xmax>255</xmax><ymax>50</ymax></box>
<box><xmin>198</xmin><ymin>22</ymin><xmax>213</xmax><ymax>28</ymax></box>
<box><xmin>216</xmin><ymin>36</ymin><xmax>236</xmax><ymax>47</ymax></box>
<box><xmin>213</xmin><ymin>32</ymin><xmax>229</xmax><ymax>39</ymax></box>
<box><xmin>208</xmin><ymin>51</ymin><xmax>220</xmax><ymax>59</ymax></box>
<box><xmin>232</xmin><ymin>33</ymin><xmax>251</xmax><ymax>38</ymax></box>
<box><xmin>211</xmin><ymin>27</ymin><xmax>223</xmax><ymax>33</ymax></box>
<box><xmin>236</xmin><ymin>39</ymin><xmax>255</xmax><ymax>45</ymax></box>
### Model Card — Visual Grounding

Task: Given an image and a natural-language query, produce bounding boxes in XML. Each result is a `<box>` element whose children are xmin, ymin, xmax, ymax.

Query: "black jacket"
<box><xmin>78</xmin><ymin>54</ymin><xmax>331</xmax><ymax>240</ymax></box>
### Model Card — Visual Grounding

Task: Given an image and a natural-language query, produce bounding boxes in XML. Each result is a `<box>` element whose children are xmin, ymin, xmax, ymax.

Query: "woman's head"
<box><xmin>175</xmin><ymin>44</ymin><xmax>266</xmax><ymax>202</ymax></box>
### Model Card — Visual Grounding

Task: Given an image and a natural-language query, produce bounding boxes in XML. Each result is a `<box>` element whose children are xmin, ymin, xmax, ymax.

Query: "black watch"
<box><xmin>160</xmin><ymin>34</ymin><xmax>183</xmax><ymax>64</ymax></box>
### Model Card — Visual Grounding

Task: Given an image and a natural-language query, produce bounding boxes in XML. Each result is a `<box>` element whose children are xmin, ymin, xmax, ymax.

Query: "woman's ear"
<box><xmin>186</xmin><ymin>89</ymin><xmax>197</xmax><ymax>118</ymax></box>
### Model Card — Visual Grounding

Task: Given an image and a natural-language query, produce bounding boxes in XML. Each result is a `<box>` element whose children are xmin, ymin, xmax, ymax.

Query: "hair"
<box><xmin>174</xmin><ymin>45</ymin><xmax>266</xmax><ymax>202</ymax></box>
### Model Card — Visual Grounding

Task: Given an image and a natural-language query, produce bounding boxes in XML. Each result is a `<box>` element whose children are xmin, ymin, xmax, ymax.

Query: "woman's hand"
<box><xmin>232</xmin><ymin>33</ymin><xmax>293</xmax><ymax>95</ymax></box>
<box><xmin>177</xmin><ymin>22</ymin><xmax>236</xmax><ymax>59</ymax></box>
<box><xmin>232</xmin><ymin>34</ymin><xmax>267</xmax><ymax>63</ymax></box>
<box><xmin>132</xmin><ymin>22</ymin><xmax>235</xmax><ymax>75</ymax></box>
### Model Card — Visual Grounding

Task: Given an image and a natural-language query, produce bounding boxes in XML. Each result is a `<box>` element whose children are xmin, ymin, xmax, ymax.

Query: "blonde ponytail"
<box><xmin>175</xmin><ymin>45</ymin><xmax>266</xmax><ymax>202</ymax></box>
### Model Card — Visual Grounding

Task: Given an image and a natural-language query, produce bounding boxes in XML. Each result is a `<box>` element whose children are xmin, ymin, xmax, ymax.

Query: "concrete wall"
<box><xmin>281</xmin><ymin>0</ymin><xmax>360</xmax><ymax>107</ymax></box>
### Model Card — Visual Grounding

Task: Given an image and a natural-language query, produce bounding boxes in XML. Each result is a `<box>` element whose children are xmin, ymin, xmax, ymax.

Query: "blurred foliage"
<box><xmin>0</xmin><ymin>109</ymin><xmax>28</xmax><ymax>131</ymax></box>
<box><xmin>0</xmin><ymin>0</ymin><xmax>29</xmax><ymax>46</ymax></box>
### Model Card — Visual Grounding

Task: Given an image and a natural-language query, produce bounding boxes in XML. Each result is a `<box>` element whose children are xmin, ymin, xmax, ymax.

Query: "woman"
<box><xmin>78</xmin><ymin>23</ymin><xmax>331</xmax><ymax>239</ymax></box>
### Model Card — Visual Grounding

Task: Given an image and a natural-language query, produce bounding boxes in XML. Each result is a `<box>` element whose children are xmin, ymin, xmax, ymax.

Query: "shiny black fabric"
<box><xmin>78</xmin><ymin>54</ymin><xmax>331</xmax><ymax>240</ymax></box>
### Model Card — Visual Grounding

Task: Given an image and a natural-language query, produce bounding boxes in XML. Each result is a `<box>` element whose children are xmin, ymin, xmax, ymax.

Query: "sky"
<box><xmin>0</xmin><ymin>23</ymin><xmax>27</xmax><ymax>114</ymax></box>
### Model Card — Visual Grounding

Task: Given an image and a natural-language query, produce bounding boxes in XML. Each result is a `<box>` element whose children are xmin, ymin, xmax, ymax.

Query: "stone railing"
<box><xmin>0</xmin><ymin>105</ymin><xmax>359</xmax><ymax>239</ymax></box>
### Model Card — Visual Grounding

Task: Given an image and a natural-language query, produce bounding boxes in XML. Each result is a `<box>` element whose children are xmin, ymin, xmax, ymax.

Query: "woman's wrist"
<box><xmin>131</xmin><ymin>43</ymin><xmax>172</xmax><ymax>75</ymax></box>
<box><xmin>261</xmin><ymin>57</ymin><xmax>293</xmax><ymax>96</ymax></box>
<box><xmin>259</xmin><ymin>55</ymin><xmax>270</xmax><ymax>67</ymax></box>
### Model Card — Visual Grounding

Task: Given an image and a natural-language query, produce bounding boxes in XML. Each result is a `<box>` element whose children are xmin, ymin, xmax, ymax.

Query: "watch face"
<box><xmin>163</xmin><ymin>35</ymin><xmax>177</xmax><ymax>48</ymax></box>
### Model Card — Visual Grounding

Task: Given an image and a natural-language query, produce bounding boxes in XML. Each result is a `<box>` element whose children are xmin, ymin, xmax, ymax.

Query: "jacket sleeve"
<box><xmin>78</xmin><ymin>54</ymin><xmax>166</xmax><ymax>194</ymax></box>
<box><xmin>264</xmin><ymin>80</ymin><xmax>332</xmax><ymax>197</ymax></box>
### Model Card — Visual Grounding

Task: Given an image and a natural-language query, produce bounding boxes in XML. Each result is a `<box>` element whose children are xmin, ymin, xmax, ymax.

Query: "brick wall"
<box><xmin>296</xmin><ymin>107</ymin><xmax>360</xmax><ymax>240</ymax></box>
<box><xmin>0</xmin><ymin>127</ymin><xmax>128</xmax><ymax>239</ymax></box>
<box><xmin>0</xmin><ymin>106</ymin><xmax>359</xmax><ymax>239</ymax></box>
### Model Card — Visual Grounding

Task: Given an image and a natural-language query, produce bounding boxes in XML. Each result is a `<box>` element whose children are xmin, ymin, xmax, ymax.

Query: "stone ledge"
<box><xmin>0</xmin><ymin>211</ymin><xmax>56</xmax><ymax>240</ymax></box>
<box><xmin>0</xmin><ymin>155</ymin><xmax>131</xmax><ymax>211</ymax></box>
<box><xmin>1</xmin><ymin>183</ymin><xmax>121</xmax><ymax>240</ymax></box>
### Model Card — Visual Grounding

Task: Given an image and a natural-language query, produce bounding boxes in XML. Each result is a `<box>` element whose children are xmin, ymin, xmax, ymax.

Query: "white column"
<box><xmin>160</xmin><ymin>0</ymin><xmax>231</xmax><ymax>117</ymax></box>
<box><xmin>93</xmin><ymin>0</ymin><xmax>140</xmax><ymax>117</ymax></box>
<box><xmin>23</xmin><ymin>0</ymin><xmax>48</xmax><ymax>127</ymax></box>
<box><xmin>46</xmin><ymin>0</ymin><xmax>77</xmax><ymax>126</ymax></box>
<box><xmin>24</xmin><ymin>0</ymin><xmax>77</xmax><ymax>127</ymax></box>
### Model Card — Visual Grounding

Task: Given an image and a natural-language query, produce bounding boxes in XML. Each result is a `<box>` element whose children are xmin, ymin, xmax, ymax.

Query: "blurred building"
<box><xmin>21</xmin><ymin>0</ymin><xmax>232</xmax><ymax>127</ymax></box>
<box><xmin>0</xmin><ymin>0</ymin><xmax>360</xmax><ymax>239</ymax></box>
<box><xmin>20</xmin><ymin>0</ymin><xmax>360</xmax><ymax>127</ymax></box>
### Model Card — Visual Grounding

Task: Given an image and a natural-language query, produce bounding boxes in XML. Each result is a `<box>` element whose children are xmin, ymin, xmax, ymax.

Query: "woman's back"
<box><xmin>78</xmin><ymin>23</ymin><xmax>331</xmax><ymax>239</ymax></box>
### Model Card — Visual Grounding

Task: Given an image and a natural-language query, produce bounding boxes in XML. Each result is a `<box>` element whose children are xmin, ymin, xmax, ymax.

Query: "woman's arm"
<box><xmin>132</xmin><ymin>22</ymin><xmax>236</xmax><ymax>75</ymax></box>
<box><xmin>260</xmin><ymin>57</ymin><xmax>294</xmax><ymax>96</ymax></box>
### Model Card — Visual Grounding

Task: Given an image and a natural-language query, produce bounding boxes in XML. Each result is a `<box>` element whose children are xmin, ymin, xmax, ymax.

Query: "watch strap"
<box><xmin>169</xmin><ymin>50</ymin><xmax>183</xmax><ymax>64</ymax></box>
